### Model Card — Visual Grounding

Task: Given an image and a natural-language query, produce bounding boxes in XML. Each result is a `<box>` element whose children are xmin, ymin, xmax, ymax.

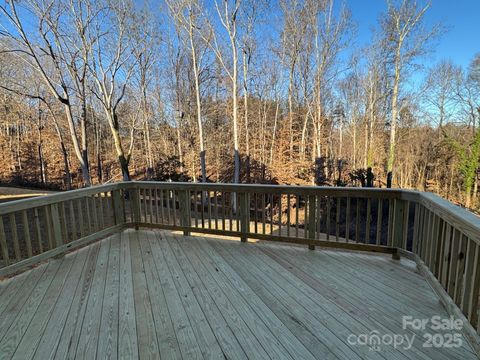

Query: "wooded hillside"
<box><xmin>0</xmin><ymin>0</ymin><xmax>479</xmax><ymax>210</ymax></box>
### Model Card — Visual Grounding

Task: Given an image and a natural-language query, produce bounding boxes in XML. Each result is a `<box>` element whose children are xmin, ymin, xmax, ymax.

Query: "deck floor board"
<box><xmin>0</xmin><ymin>229</ymin><xmax>477</xmax><ymax>360</ymax></box>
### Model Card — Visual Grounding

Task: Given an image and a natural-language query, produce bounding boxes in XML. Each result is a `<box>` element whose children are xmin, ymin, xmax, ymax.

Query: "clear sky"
<box><xmin>348</xmin><ymin>0</ymin><xmax>479</xmax><ymax>69</ymax></box>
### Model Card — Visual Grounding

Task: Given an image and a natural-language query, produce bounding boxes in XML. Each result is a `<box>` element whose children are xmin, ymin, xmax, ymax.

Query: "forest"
<box><xmin>0</xmin><ymin>0</ymin><xmax>479</xmax><ymax>210</ymax></box>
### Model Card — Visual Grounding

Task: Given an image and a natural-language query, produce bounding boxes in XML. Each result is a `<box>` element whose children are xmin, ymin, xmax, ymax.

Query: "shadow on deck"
<box><xmin>0</xmin><ymin>229</ymin><xmax>476</xmax><ymax>359</ymax></box>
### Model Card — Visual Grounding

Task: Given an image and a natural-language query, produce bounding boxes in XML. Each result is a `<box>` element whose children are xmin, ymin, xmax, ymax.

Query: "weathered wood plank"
<box><xmin>118</xmin><ymin>231</ymin><xmax>139</xmax><ymax>360</ymax></box>
<box><xmin>159</xmin><ymin>232</ymin><xmax>237</xmax><ymax>359</ymax></box>
<box><xmin>0</xmin><ymin>259</ymin><xmax>63</xmax><ymax>357</ymax></box>
<box><xmin>12</xmin><ymin>251</ymin><xmax>84</xmax><ymax>360</ymax></box>
<box><xmin>130</xmin><ymin>230</ymin><xmax>161</xmax><ymax>359</ymax></box>
<box><xmin>138</xmin><ymin>231</ymin><xmax>181</xmax><ymax>359</ymax></box>
<box><xmin>170</xmin><ymin>233</ymin><xmax>271</xmax><ymax>360</ymax></box>
<box><xmin>188</xmin><ymin>236</ymin><xmax>316</xmax><ymax>360</ymax></box>
<box><xmin>148</xmin><ymin>231</ymin><xmax>204</xmax><ymax>359</ymax></box>
<box><xmin>97</xmin><ymin>233</ymin><xmax>121</xmax><ymax>360</ymax></box>
<box><xmin>52</xmin><ymin>242</ymin><xmax>100</xmax><ymax>359</ymax></box>
<box><xmin>74</xmin><ymin>236</ymin><xmax>111</xmax><ymax>359</ymax></box>
<box><xmin>33</xmin><ymin>246</ymin><xmax>94</xmax><ymax>360</ymax></box>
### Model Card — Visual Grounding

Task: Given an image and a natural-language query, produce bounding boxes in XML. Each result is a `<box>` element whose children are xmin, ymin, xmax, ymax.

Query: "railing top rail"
<box><xmin>130</xmin><ymin>181</ymin><xmax>418</xmax><ymax>198</ymax></box>
<box><xmin>1</xmin><ymin>180</ymin><xmax>478</xmax><ymax>242</ymax></box>
<box><xmin>419</xmin><ymin>192</ymin><xmax>480</xmax><ymax>242</ymax></box>
<box><xmin>0</xmin><ymin>183</ymin><xmax>121</xmax><ymax>216</ymax></box>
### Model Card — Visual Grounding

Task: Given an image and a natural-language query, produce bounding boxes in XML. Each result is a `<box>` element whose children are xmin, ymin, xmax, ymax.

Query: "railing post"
<box><xmin>239</xmin><ymin>192</ymin><xmax>249</xmax><ymax>242</ymax></box>
<box><xmin>50</xmin><ymin>203</ymin><xmax>64</xmax><ymax>248</ymax></box>
<box><xmin>131</xmin><ymin>187</ymin><xmax>141</xmax><ymax>230</ymax></box>
<box><xmin>179</xmin><ymin>190</ymin><xmax>191</xmax><ymax>236</ymax></box>
<box><xmin>392</xmin><ymin>198</ymin><xmax>408</xmax><ymax>259</ymax></box>
<box><xmin>308</xmin><ymin>195</ymin><xmax>316</xmax><ymax>250</ymax></box>
<box><xmin>112</xmin><ymin>189</ymin><xmax>125</xmax><ymax>226</ymax></box>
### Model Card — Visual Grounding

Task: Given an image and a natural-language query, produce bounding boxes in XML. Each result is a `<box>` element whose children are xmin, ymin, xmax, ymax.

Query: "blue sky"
<box><xmin>348</xmin><ymin>0</ymin><xmax>479</xmax><ymax>69</ymax></box>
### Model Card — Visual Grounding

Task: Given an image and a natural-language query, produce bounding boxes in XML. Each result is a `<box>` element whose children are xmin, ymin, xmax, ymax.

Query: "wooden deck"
<box><xmin>0</xmin><ymin>229</ymin><xmax>477</xmax><ymax>359</ymax></box>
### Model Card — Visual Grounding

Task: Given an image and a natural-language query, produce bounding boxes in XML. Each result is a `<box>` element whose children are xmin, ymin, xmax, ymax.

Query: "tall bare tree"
<box><xmin>0</xmin><ymin>0</ymin><xmax>92</xmax><ymax>185</ymax></box>
<box><xmin>381</xmin><ymin>0</ymin><xmax>439</xmax><ymax>187</ymax></box>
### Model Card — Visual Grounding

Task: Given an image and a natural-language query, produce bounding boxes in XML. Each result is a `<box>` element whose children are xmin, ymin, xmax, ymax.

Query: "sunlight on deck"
<box><xmin>0</xmin><ymin>229</ymin><xmax>476</xmax><ymax>359</ymax></box>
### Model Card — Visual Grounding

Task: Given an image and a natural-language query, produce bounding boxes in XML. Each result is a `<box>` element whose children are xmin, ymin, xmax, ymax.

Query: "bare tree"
<box><xmin>381</xmin><ymin>0</ymin><xmax>439</xmax><ymax>187</ymax></box>
<box><xmin>0</xmin><ymin>0</ymin><xmax>92</xmax><ymax>185</ymax></box>
<box><xmin>88</xmin><ymin>0</ymin><xmax>136</xmax><ymax>181</ymax></box>
<box><xmin>167</xmin><ymin>0</ymin><xmax>208</xmax><ymax>183</ymax></box>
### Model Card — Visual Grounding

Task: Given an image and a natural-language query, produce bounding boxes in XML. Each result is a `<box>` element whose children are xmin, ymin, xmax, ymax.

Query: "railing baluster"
<box><xmin>286</xmin><ymin>194</ymin><xmax>291</xmax><ymax>237</ymax></box>
<box><xmin>160</xmin><ymin>189</ymin><xmax>165</xmax><ymax>224</ymax></box>
<box><xmin>98</xmin><ymin>193</ymin><xmax>105</xmax><ymax>229</ymax></box>
<box><xmin>411</xmin><ymin>203</ymin><xmax>419</xmax><ymax>252</ymax></box>
<box><xmin>262</xmin><ymin>194</ymin><xmax>266</xmax><ymax>235</ymax></box>
<box><xmin>149</xmin><ymin>188</ymin><xmax>154</xmax><ymax>224</ymax></box>
<box><xmin>9</xmin><ymin>213</ymin><xmax>21</xmax><ymax>260</ymax></box>
<box><xmin>221</xmin><ymin>192</ymin><xmax>226</xmax><ymax>231</ymax></box>
<box><xmin>336</xmin><ymin>198</ymin><xmax>341</xmax><ymax>242</ymax></box>
<box><xmin>461</xmin><ymin>239</ymin><xmax>478</xmax><ymax>320</ymax></box>
<box><xmin>253</xmin><ymin>193</ymin><xmax>258</xmax><ymax>234</ymax></box>
<box><xmin>307</xmin><ymin>194</ymin><xmax>316</xmax><ymax>250</ymax></box>
<box><xmin>440</xmin><ymin>224</ymin><xmax>452</xmax><ymax>287</ymax></box>
<box><xmin>345</xmin><ymin>197</ymin><xmax>351</xmax><ymax>242</ymax></box>
<box><xmin>178</xmin><ymin>189</ymin><xmax>190</xmax><ymax>236</ymax></box>
<box><xmin>142</xmin><ymin>189</ymin><xmax>148</xmax><ymax>223</ymax></box>
<box><xmin>270</xmin><ymin>194</ymin><xmax>274</xmax><ymax>235</ymax></box>
<box><xmin>200</xmin><ymin>190</ymin><xmax>204</xmax><ymax>228</ymax></box>
<box><xmin>447</xmin><ymin>229</ymin><xmax>461</xmax><ymax>297</ymax></box>
<box><xmin>194</xmin><ymin>191</ymin><xmax>198</xmax><ymax>229</ymax></box>
<box><xmin>278</xmin><ymin>195</ymin><xmax>282</xmax><ymax>236</ymax></box>
<box><xmin>85</xmin><ymin>197</ymin><xmax>93</xmax><ymax>233</ymax></box>
<box><xmin>207</xmin><ymin>191</ymin><xmax>212</xmax><ymax>229</ymax></box>
<box><xmin>155</xmin><ymin>188</ymin><xmax>160</xmax><ymax>224</ymax></box>
<box><xmin>365</xmin><ymin>198</ymin><xmax>371</xmax><ymax>244</ymax></box>
<box><xmin>172</xmin><ymin>190</ymin><xmax>177</xmax><ymax>227</ymax></box>
<box><xmin>436</xmin><ymin>220</ymin><xmax>447</xmax><ymax>277</ymax></box>
<box><xmin>420</xmin><ymin>208</ymin><xmax>429</xmax><ymax>260</ymax></box>
<box><xmin>59</xmin><ymin>202</ymin><xmax>68</xmax><ymax>241</ymax></box>
<box><xmin>426</xmin><ymin>212</ymin><xmax>437</xmax><ymax>268</ymax></box>
<box><xmin>376</xmin><ymin>198</ymin><xmax>383</xmax><ymax>245</ymax></box>
<box><xmin>214</xmin><ymin>191</ymin><xmax>219</xmax><ymax>230</ymax></box>
<box><xmin>467</xmin><ymin>242</ymin><xmax>480</xmax><ymax>328</ymax></box>
<box><xmin>21</xmin><ymin>210</ymin><xmax>32</xmax><ymax>257</ymax></box>
<box><xmin>69</xmin><ymin>201</ymin><xmax>77</xmax><ymax>240</ymax></box>
<box><xmin>33</xmin><ymin>208</ymin><xmax>43</xmax><ymax>253</ymax></box>
<box><xmin>77</xmin><ymin>199</ymin><xmax>85</xmax><ymax>238</ymax></box>
<box><xmin>355</xmin><ymin>198</ymin><xmax>360</xmax><ymax>243</ymax></box>
<box><xmin>454</xmin><ymin>234</ymin><xmax>468</xmax><ymax>304</ymax></box>
<box><xmin>166</xmin><ymin>189</ymin><xmax>171</xmax><ymax>225</ymax></box>
<box><xmin>326</xmin><ymin>197</ymin><xmax>331</xmax><ymax>241</ymax></box>
<box><xmin>239</xmin><ymin>192</ymin><xmax>248</xmax><ymax>242</ymax></box>
<box><xmin>402</xmin><ymin>201</ymin><xmax>409</xmax><ymax>249</ymax></box>
<box><xmin>112</xmin><ymin>189</ymin><xmax>125</xmax><ymax>227</ymax></box>
<box><xmin>50</xmin><ymin>203</ymin><xmax>63</xmax><ymax>248</ymax></box>
<box><xmin>295</xmin><ymin>194</ymin><xmax>299</xmax><ymax>238</ymax></box>
<box><xmin>391</xmin><ymin>199</ymin><xmax>407</xmax><ymax>258</ymax></box>
<box><xmin>387</xmin><ymin>199</ymin><xmax>393</xmax><ymax>246</ymax></box>
<box><xmin>0</xmin><ymin>217</ymin><xmax>9</xmax><ymax>266</ymax></box>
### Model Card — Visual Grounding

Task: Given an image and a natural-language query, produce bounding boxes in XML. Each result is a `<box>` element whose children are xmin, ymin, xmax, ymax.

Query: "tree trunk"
<box><xmin>243</xmin><ymin>50</ymin><xmax>250</xmax><ymax>183</ymax></box>
<box><xmin>269</xmin><ymin>102</ymin><xmax>279</xmax><ymax>166</ymax></box>
<box><xmin>189</xmin><ymin>24</ymin><xmax>206</xmax><ymax>183</ymax></box>
<box><xmin>288</xmin><ymin>64</ymin><xmax>295</xmax><ymax>161</ymax></box>
<box><xmin>108</xmin><ymin>111</ymin><xmax>131</xmax><ymax>181</ymax></box>
<box><xmin>63</xmin><ymin>103</ymin><xmax>91</xmax><ymax>186</ymax></box>
<box><xmin>387</xmin><ymin>45</ymin><xmax>402</xmax><ymax>184</ymax></box>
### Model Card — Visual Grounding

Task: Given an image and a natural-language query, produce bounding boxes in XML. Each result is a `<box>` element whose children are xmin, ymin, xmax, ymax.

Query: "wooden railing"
<box><xmin>0</xmin><ymin>183</ymin><xmax>127</xmax><ymax>276</ymax></box>
<box><xmin>130</xmin><ymin>182</ymin><xmax>413</xmax><ymax>254</ymax></box>
<box><xmin>0</xmin><ymin>181</ymin><xmax>479</xmax><ymax>351</ymax></box>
